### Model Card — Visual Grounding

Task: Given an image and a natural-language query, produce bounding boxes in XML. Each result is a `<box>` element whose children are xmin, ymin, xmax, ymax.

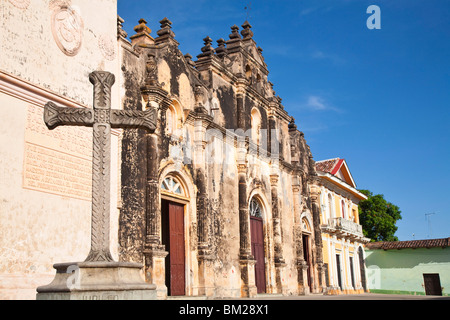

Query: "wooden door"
<box><xmin>336</xmin><ymin>254</ymin><xmax>342</xmax><ymax>289</ymax></box>
<box><xmin>302</xmin><ymin>234</ymin><xmax>313</xmax><ymax>291</ymax></box>
<box><xmin>250</xmin><ymin>216</ymin><xmax>266</xmax><ymax>294</ymax></box>
<box><xmin>162</xmin><ymin>200</ymin><xmax>185</xmax><ymax>296</ymax></box>
<box><xmin>423</xmin><ymin>274</ymin><xmax>442</xmax><ymax>296</ymax></box>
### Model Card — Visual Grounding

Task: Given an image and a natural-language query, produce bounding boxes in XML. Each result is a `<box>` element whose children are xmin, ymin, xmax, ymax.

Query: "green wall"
<box><xmin>365</xmin><ymin>247</ymin><xmax>450</xmax><ymax>296</ymax></box>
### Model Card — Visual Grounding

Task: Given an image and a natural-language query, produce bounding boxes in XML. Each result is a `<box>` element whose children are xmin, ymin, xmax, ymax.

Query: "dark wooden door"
<box><xmin>250</xmin><ymin>216</ymin><xmax>266</xmax><ymax>294</ymax></box>
<box><xmin>358</xmin><ymin>247</ymin><xmax>367</xmax><ymax>291</ymax></box>
<box><xmin>336</xmin><ymin>254</ymin><xmax>342</xmax><ymax>289</ymax></box>
<box><xmin>423</xmin><ymin>274</ymin><xmax>442</xmax><ymax>296</ymax></box>
<box><xmin>302</xmin><ymin>234</ymin><xmax>313</xmax><ymax>291</ymax></box>
<box><xmin>162</xmin><ymin>200</ymin><xmax>185</xmax><ymax>296</ymax></box>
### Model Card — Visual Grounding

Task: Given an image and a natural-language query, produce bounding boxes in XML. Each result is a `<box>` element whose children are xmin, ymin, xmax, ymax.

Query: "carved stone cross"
<box><xmin>44</xmin><ymin>71</ymin><xmax>156</xmax><ymax>262</ymax></box>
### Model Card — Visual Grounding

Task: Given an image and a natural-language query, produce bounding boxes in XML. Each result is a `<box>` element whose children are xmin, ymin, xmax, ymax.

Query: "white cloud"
<box><xmin>304</xmin><ymin>95</ymin><xmax>342</xmax><ymax>113</ymax></box>
<box><xmin>307</xmin><ymin>95</ymin><xmax>327</xmax><ymax>110</ymax></box>
<box><xmin>311</xmin><ymin>50</ymin><xmax>346</xmax><ymax>65</ymax></box>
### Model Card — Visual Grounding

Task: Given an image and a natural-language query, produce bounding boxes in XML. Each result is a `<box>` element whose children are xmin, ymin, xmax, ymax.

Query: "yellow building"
<box><xmin>315</xmin><ymin>158</ymin><xmax>370</xmax><ymax>294</ymax></box>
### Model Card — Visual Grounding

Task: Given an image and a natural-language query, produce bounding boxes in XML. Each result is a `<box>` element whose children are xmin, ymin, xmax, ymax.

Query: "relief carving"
<box><xmin>51</xmin><ymin>4</ymin><xmax>84</xmax><ymax>56</ymax></box>
<box><xmin>98</xmin><ymin>34</ymin><xmax>117</xmax><ymax>61</ymax></box>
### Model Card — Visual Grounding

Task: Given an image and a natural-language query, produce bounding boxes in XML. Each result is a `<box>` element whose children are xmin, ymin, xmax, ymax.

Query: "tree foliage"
<box><xmin>358</xmin><ymin>189</ymin><xmax>402</xmax><ymax>242</ymax></box>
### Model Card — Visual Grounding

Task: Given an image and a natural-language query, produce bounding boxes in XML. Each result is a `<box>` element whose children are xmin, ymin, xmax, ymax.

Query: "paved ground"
<box><xmin>245</xmin><ymin>293</ymin><xmax>450</xmax><ymax>300</ymax></box>
<box><xmin>168</xmin><ymin>292</ymin><xmax>450</xmax><ymax>301</ymax></box>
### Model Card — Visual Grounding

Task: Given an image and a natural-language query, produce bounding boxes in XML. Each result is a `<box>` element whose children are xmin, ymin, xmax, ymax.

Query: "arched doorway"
<box><xmin>160</xmin><ymin>175</ymin><xmax>188</xmax><ymax>296</ymax></box>
<box><xmin>249</xmin><ymin>197</ymin><xmax>266</xmax><ymax>294</ymax></box>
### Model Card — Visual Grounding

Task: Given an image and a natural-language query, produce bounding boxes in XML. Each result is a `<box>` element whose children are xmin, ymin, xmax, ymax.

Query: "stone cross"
<box><xmin>44</xmin><ymin>71</ymin><xmax>156</xmax><ymax>262</ymax></box>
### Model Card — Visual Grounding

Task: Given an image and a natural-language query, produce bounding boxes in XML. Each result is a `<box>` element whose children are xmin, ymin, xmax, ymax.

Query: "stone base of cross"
<box><xmin>36</xmin><ymin>71</ymin><xmax>157</xmax><ymax>300</ymax></box>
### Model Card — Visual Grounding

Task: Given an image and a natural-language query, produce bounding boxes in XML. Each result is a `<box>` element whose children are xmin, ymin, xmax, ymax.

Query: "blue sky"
<box><xmin>118</xmin><ymin>0</ymin><xmax>450</xmax><ymax>241</ymax></box>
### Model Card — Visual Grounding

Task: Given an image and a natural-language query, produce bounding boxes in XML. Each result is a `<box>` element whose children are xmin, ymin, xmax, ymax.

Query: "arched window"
<box><xmin>251</xmin><ymin>108</ymin><xmax>262</xmax><ymax>145</ymax></box>
<box><xmin>341</xmin><ymin>200</ymin><xmax>346</xmax><ymax>219</ymax></box>
<box><xmin>249</xmin><ymin>198</ymin><xmax>262</xmax><ymax>218</ymax></box>
<box><xmin>166</xmin><ymin>105</ymin><xmax>176</xmax><ymax>134</ymax></box>
<box><xmin>161</xmin><ymin>176</ymin><xmax>185</xmax><ymax>196</ymax></box>
<box><xmin>165</xmin><ymin>100</ymin><xmax>183</xmax><ymax>136</ymax></box>
<box><xmin>302</xmin><ymin>217</ymin><xmax>312</xmax><ymax>233</ymax></box>
<box><xmin>327</xmin><ymin>193</ymin><xmax>334</xmax><ymax>220</ymax></box>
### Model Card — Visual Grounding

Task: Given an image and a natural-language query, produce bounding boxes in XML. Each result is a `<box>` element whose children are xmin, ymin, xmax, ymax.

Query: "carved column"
<box><xmin>142</xmin><ymin>133</ymin><xmax>168</xmax><ymax>299</ymax></box>
<box><xmin>237</xmin><ymin>91</ymin><xmax>246</xmax><ymax>130</ymax></box>
<box><xmin>193</xmin><ymin>89</ymin><xmax>215</xmax><ymax>296</ymax></box>
<box><xmin>140</xmin><ymin>55</ymin><xmax>172</xmax><ymax>298</ymax></box>
<box><xmin>270</xmin><ymin>173</ymin><xmax>286</xmax><ymax>295</ymax></box>
<box><xmin>237</xmin><ymin>136</ymin><xmax>257</xmax><ymax>297</ymax></box>
<box><xmin>145</xmin><ymin>133</ymin><xmax>160</xmax><ymax>245</ymax></box>
<box><xmin>142</xmin><ymin>132</ymin><xmax>168</xmax><ymax>299</ymax></box>
<box><xmin>310</xmin><ymin>183</ymin><xmax>327</xmax><ymax>293</ymax></box>
<box><xmin>196</xmin><ymin>168</ymin><xmax>215</xmax><ymax>296</ymax></box>
<box><xmin>292</xmin><ymin>174</ymin><xmax>307</xmax><ymax>294</ymax></box>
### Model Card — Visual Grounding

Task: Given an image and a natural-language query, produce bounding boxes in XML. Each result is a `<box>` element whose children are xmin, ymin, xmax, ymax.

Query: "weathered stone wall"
<box><xmin>0</xmin><ymin>0</ymin><xmax>120</xmax><ymax>299</ymax></box>
<box><xmin>117</xmin><ymin>18</ymin><xmax>324</xmax><ymax>298</ymax></box>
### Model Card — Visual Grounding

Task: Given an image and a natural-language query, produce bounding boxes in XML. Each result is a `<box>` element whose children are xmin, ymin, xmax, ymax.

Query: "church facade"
<box><xmin>0</xmin><ymin>0</ymin><xmax>368</xmax><ymax>299</ymax></box>
<box><xmin>116</xmin><ymin>17</ymin><xmax>328</xmax><ymax>298</ymax></box>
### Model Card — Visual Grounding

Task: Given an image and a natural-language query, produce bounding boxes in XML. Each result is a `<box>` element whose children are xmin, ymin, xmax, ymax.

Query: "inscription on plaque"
<box><xmin>23</xmin><ymin>104</ymin><xmax>92</xmax><ymax>200</ymax></box>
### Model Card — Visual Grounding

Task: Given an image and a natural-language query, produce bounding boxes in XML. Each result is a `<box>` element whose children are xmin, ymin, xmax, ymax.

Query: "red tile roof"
<box><xmin>366</xmin><ymin>238</ymin><xmax>450</xmax><ymax>250</ymax></box>
<box><xmin>315</xmin><ymin>158</ymin><xmax>341</xmax><ymax>174</ymax></box>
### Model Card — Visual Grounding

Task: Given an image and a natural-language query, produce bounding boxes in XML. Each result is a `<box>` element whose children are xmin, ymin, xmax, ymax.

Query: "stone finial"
<box><xmin>289</xmin><ymin>117</ymin><xmax>297</xmax><ymax>131</ymax></box>
<box><xmin>135</xmin><ymin>18</ymin><xmax>151</xmax><ymax>34</ymax></box>
<box><xmin>203</xmin><ymin>36</ymin><xmax>213</xmax><ymax>47</ymax></box>
<box><xmin>197</xmin><ymin>36</ymin><xmax>215</xmax><ymax>59</ymax></box>
<box><xmin>229</xmin><ymin>25</ymin><xmax>241</xmax><ymax>40</ymax></box>
<box><xmin>226</xmin><ymin>25</ymin><xmax>242</xmax><ymax>51</ymax></box>
<box><xmin>130</xmin><ymin>18</ymin><xmax>154</xmax><ymax>46</ymax></box>
<box><xmin>241</xmin><ymin>21</ymin><xmax>253</xmax><ymax>39</ymax></box>
<box><xmin>155</xmin><ymin>17</ymin><xmax>176</xmax><ymax>43</ymax></box>
<box><xmin>215</xmin><ymin>38</ymin><xmax>227</xmax><ymax>58</ymax></box>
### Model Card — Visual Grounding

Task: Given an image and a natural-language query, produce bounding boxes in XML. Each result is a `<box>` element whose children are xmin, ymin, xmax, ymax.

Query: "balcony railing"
<box><xmin>321</xmin><ymin>217</ymin><xmax>366</xmax><ymax>240</ymax></box>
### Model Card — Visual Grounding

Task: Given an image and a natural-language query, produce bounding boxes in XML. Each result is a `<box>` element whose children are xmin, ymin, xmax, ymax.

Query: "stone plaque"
<box><xmin>23</xmin><ymin>103</ymin><xmax>92</xmax><ymax>201</ymax></box>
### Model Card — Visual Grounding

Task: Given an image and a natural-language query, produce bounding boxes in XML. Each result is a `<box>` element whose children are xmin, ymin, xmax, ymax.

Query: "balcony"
<box><xmin>321</xmin><ymin>217</ymin><xmax>368</xmax><ymax>241</ymax></box>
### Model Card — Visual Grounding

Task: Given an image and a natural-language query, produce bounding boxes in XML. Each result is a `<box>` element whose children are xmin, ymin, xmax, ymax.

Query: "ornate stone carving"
<box><xmin>43</xmin><ymin>71</ymin><xmax>157</xmax><ymax>263</ymax></box>
<box><xmin>51</xmin><ymin>4</ymin><xmax>84</xmax><ymax>56</ymax></box>
<box><xmin>144</xmin><ymin>54</ymin><xmax>159</xmax><ymax>87</ymax></box>
<box><xmin>98</xmin><ymin>34</ymin><xmax>117</xmax><ymax>61</ymax></box>
<box><xmin>44</xmin><ymin>101</ymin><xmax>94</xmax><ymax>129</ymax></box>
<box><xmin>110</xmin><ymin>109</ymin><xmax>157</xmax><ymax>132</ymax></box>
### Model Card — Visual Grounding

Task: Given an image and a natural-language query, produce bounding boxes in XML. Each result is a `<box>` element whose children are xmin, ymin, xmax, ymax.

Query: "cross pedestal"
<box><xmin>36</xmin><ymin>71</ymin><xmax>157</xmax><ymax>300</ymax></box>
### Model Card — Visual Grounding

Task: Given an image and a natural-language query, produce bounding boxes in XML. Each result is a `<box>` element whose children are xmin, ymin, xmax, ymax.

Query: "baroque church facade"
<box><xmin>117</xmin><ymin>17</ymin><xmax>328</xmax><ymax>298</ymax></box>
<box><xmin>0</xmin><ymin>1</ymin><xmax>368</xmax><ymax>299</ymax></box>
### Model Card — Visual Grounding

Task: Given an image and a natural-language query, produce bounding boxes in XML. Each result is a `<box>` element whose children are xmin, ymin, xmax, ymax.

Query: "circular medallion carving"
<box><xmin>8</xmin><ymin>0</ymin><xmax>30</xmax><ymax>9</ymax></box>
<box><xmin>51</xmin><ymin>5</ymin><xmax>84</xmax><ymax>56</ymax></box>
<box><xmin>98</xmin><ymin>34</ymin><xmax>116</xmax><ymax>61</ymax></box>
